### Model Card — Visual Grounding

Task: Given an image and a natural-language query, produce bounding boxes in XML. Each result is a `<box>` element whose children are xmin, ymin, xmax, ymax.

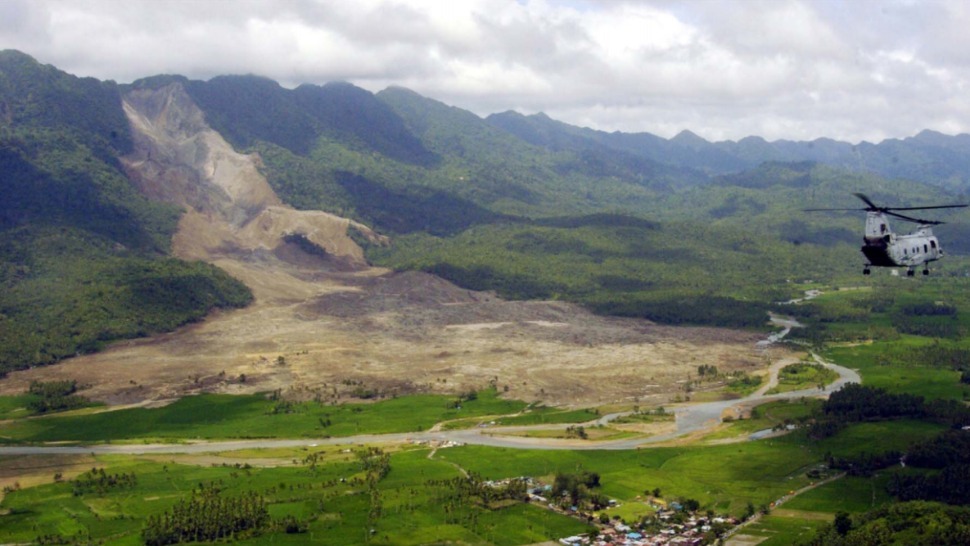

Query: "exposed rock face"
<box><xmin>120</xmin><ymin>83</ymin><xmax>382</xmax><ymax>266</ymax></box>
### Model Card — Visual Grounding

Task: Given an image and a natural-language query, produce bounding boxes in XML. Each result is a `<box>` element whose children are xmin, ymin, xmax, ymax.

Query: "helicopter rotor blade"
<box><xmin>883</xmin><ymin>204</ymin><xmax>969</xmax><ymax>211</ymax></box>
<box><xmin>853</xmin><ymin>192</ymin><xmax>967</xmax><ymax>212</ymax></box>
<box><xmin>853</xmin><ymin>193</ymin><xmax>879</xmax><ymax>210</ymax></box>
<box><xmin>806</xmin><ymin>193</ymin><xmax>966</xmax><ymax>222</ymax></box>
<box><xmin>884</xmin><ymin>210</ymin><xmax>944</xmax><ymax>225</ymax></box>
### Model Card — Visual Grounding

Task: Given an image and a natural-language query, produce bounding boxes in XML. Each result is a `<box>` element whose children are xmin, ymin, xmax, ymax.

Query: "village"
<box><xmin>479</xmin><ymin>476</ymin><xmax>742</xmax><ymax>546</ymax></box>
<box><xmin>555</xmin><ymin>509</ymin><xmax>738</xmax><ymax>546</ymax></box>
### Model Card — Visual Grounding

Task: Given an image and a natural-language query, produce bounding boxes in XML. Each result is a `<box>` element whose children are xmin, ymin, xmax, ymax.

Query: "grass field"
<box><xmin>765</xmin><ymin>363</ymin><xmax>839</xmax><ymax>395</ymax></box>
<box><xmin>0</xmin><ymin>388</ymin><xmax>528</xmax><ymax>444</ymax></box>
<box><xmin>810</xmin><ymin>419</ymin><xmax>946</xmax><ymax>458</ymax></box>
<box><xmin>784</xmin><ymin>475</ymin><xmax>893</xmax><ymax>514</ymax></box>
<box><xmin>0</xmin><ymin>390</ymin><xmax>956</xmax><ymax>545</ymax></box>
<box><xmin>699</xmin><ymin>399</ymin><xmax>817</xmax><ymax>442</ymax></box>
<box><xmin>824</xmin><ymin>341</ymin><xmax>967</xmax><ymax>401</ymax></box>
<box><xmin>440</xmin><ymin>406</ymin><xmax>605</xmax><ymax>430</ymax></box>
<box><xmin>434</xmin><ymin>440</ymin><xmax>817</xmax><ymax>517</ymax></box>
<box><xmin>0</xmin><ymin>447</ymin><xmax>593</xmax><ymax>546</ymax></box>
<box><xmin>738</xmin><ymin>513</ymin><xmax>829</xmax><ymax>546</ymax></box>
<box><xmin>0</xmin><ymin>394</ymin><xmax>33</xmax><ymax>420</ymax></box>
<box><xmin>0</xmin><ymin>427</ymin><xmax>863</xmax><ymax>544</ymax></box>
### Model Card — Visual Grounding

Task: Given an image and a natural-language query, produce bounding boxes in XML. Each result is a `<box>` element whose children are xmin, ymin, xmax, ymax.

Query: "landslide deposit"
<box><xmin>0</xmin><ymin>83</ymin><xmax>771</xmax><ymax>407</ymax></box>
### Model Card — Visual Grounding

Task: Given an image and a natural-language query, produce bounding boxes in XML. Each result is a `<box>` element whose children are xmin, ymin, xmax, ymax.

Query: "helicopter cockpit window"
<box><xmin>880</xmin><ymin>224</ymin><xmax>887</xmax><ymax>234</ymax></box>
<box><xmin>931</xmin><ymin>240</ymin><xmax>938</xmax><ymax>249</ymax></box>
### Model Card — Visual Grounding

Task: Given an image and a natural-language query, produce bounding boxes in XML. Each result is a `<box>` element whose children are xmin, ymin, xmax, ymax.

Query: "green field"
<box><xmin>0</xmin><ymin>385</ymin><xmax>961</xmax><ymax>545</ymax></box>
<box><xmin>0</xmin><ymin>388</ymin><xmax>526</xmax><ymax>444</ymax></box>
<box><xmin>766</xmin><ymin>363</ymin><xmax>840</xmax><ymax>394</ymax></box>
<box><xmin>4</xmin><ymin>282</ymin><xmax>970</xmax><ymax>545</ymax></box>
<box><xmin>740</xmin><ymin>514</ymin><xmax>830</xmax><ymax>546</ymax></box>
<box><xmin>785</xmin><ymin>475</ymin><xmax>894</xmax><ymax>514</ymax></box>
<box><xmin>824</xmin><ymin>341</ymin><xmax>968</xmax><ymax>401</ymax></box>
<box><xmin>0</xmin><ymin>448</ymin><xmax>591</xmax><ymax>546</ymax></box>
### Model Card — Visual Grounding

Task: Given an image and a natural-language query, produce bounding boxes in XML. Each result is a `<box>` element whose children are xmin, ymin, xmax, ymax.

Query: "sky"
<box><xmin>2</xmin><ymin>0</ymin><xmax>970</xmax><ymax>143</ymax></box>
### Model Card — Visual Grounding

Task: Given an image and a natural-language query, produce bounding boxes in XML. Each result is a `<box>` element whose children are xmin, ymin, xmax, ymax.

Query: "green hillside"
<box><xmin>171</xmin><ymin>73</ymin><xmax>970</xmax><ymax>329</ymax></box>
<box><xmin>0</xmin><ymin>51</ymin><xmax>252</xmax><ymax>375</ymax></box>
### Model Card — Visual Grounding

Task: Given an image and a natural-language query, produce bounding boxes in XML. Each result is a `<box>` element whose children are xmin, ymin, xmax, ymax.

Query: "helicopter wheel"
<box><xmin>907</xmin><ymin>269</ymin><xmax>915</xmax><ymax>277</ymax></box>
<box><xmin>923</xmin><ymin>268</ymin><xmax>930</xmax><ymax>276</ymax></box>
<box><xmin>863</xmin><ymin>267</ymin><xmax>871</xmax><ymax>275</ymax></box>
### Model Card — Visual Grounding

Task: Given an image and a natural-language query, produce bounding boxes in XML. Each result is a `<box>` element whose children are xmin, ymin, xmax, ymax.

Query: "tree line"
<box><xmin>142</xmin><ymin>484</ymin><xmax>269</xmax><ymax>546</ymax></box>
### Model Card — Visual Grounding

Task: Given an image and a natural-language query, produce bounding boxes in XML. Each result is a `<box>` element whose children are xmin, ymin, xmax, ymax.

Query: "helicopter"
<box><xmin>805</xmin><ymin>193</ymin><xmax>967</xmax><ymax>276</ymax></box>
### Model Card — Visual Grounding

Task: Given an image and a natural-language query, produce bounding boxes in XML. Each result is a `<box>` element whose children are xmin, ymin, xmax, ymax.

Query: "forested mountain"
<box><xmin>4</xmin><ymin>49</ymin><xmax>970</xmax><ymax>373</ymax></box>
<box><xmin>489</xmin><ymin>110</ymin><xmax>970</xmax><ymax>193</ymax></box>
<box><xmin>0</xmin><ymin>51</ymin><xmax>252</xmax><ymax>375</ymax></box>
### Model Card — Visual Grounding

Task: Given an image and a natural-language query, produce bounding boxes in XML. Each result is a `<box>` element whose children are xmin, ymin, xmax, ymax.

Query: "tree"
<box><xmin>743</xmin><ymin>502</ymin><xmax>756</xmax><ymax>520</ymax></box>
<box><xmin>834</xmin><ymin>511</ymin><xmax>852</xmax><ymax>535</ymax></box>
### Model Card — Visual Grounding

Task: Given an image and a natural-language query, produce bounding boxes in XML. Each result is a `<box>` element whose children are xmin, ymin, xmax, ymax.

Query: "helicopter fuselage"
<box><xmin>805</xmin><ymin>193</ymin><xmax>965</xmax><ymax>276</ymax></box>
<box><xmin>862</xmin><ymin>212</ymin><xmax>942</xmax><ymax>274</ymax></box>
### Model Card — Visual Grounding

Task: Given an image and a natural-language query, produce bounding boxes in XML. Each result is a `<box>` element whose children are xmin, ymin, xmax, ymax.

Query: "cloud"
<box><xmin>4</xmin><ymin>0</ymin><xmax>970</xmax><ymax>142</ymax></box>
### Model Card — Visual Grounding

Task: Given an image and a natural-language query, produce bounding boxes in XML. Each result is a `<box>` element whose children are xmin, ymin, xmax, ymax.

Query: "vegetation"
<box><xmin>143</xmin><ymin>485</ymin><xmax>270</xmax><ymax>545</ymax></box>
<box><xmin>0</xmin><ymin>52</ymin><xmax>253</xmax><ymax>375</ymax></box>
<box><xmin>0</xmin><ymin>448</ymin><xmax>592</xmax><ymax>545</ymax></box>
<box><xmin>0</xmin><ymin>388</ymin><xmax>527</xmax><ymax>443</ymax></box>
<box><xmin>767</xmin><ymin>362</ymin><xmax>839</xmax><ymax>394</ymax></box>
<box><xmin>0</xmin><ymin>227</ymin><xmax>252</xmax><ymax>374</ymax></box>
<box><xmin>801</xmin><ymin>501</ymin><xmax>970</xmax><ymax>545</ymax></box>
<box><xmin>25</xmin><ymin>379</ymin><xmax>92</xmax><ymax>414</ymax></box>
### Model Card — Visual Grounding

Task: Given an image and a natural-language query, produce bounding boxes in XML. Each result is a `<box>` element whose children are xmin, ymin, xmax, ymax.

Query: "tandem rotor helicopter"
<box><xmin>806</xmin><ymin>193</ymin><xmax>968</xmax><ymax>276</ymax></box>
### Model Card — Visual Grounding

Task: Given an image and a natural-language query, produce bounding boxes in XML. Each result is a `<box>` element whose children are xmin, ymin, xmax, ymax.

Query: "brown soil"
<box><xmin>0</xmin><ymin>257</ymin><xmax>769</xmax><ymax>407</ymax></box>
<box><xmin>0</xmin><ymin>454</ymin><xmax>96</xmax><ymax>499</ymax></box>
<box><xmin>0</xmin><ymin>83</ymin><xmax>778</xmax><ymax>408</ymax></box>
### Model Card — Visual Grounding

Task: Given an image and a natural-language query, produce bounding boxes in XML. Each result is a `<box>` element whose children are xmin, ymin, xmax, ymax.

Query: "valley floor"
<box><xmin>0</xmin><ymin>258</ymin><xmax>769</xmax><ymax>409</ymax></box>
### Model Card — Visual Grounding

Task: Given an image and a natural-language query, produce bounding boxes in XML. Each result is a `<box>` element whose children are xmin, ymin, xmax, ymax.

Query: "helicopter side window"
<box><xmin>931</xmin><ymin>240</ymin><xmax>938</xmax><ymax>249</ymax></box>
<box><xmin>880</xmin><ymin>224</ymin><xmax>887</xmax><ymax>234</ymax></box>
<box><xmin>924</xmin><ymin>244</ymin><xmax>928</xmax><ymax>253</ymax></box>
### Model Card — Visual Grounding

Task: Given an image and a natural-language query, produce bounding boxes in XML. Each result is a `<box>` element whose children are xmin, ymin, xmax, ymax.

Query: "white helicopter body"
<box><xmin>861</xmin><ymin>212</ymin><xmax>943</xmax><ymax>275</ymax></box>
<box><xmin>807</xmin><ymin>193</ymin><xmax>966</xmax><ymax>276</ymax></box>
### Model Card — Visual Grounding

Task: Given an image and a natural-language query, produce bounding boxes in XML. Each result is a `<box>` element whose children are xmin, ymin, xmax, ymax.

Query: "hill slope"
<box><xmin>0</xmin><ymin>51</ymin><xmax>254</xmax><ymax>375</ymax></box>
<box><xmin>0</xmin><ymin>75</ymin><xmax>767</xmax><ymax>408</ymax></box>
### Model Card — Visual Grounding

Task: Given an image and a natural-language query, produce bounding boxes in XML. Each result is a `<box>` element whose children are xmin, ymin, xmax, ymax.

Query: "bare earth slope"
<box><xmin>0</xmin><ymin>83</ymin><xmax>770</xmax><ymax>407</ymax></box>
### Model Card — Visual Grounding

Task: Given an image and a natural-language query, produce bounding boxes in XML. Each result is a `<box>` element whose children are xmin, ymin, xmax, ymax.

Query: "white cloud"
<box><xmin>4</xmin><ymin>0</ymin><xmax>970</xmax><ymax>142</ymax></box>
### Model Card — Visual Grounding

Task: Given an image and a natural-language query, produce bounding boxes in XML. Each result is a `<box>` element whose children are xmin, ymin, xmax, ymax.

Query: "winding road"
<box><xmin>0</xmin><ymin>318</ymin><xmax>859</xmax><ymax>456</ymax></box>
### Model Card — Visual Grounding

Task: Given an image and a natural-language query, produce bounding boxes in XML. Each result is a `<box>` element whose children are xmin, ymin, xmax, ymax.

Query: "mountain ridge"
<box><xmin>8</xmin><ymin>48</ymin><xmax>970</xmax><ymax>193</ymax></box>
<box><xmin>487</xmin><ymin>109</ymin><xmax>970</xmax><ymax>191</ymax></box>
